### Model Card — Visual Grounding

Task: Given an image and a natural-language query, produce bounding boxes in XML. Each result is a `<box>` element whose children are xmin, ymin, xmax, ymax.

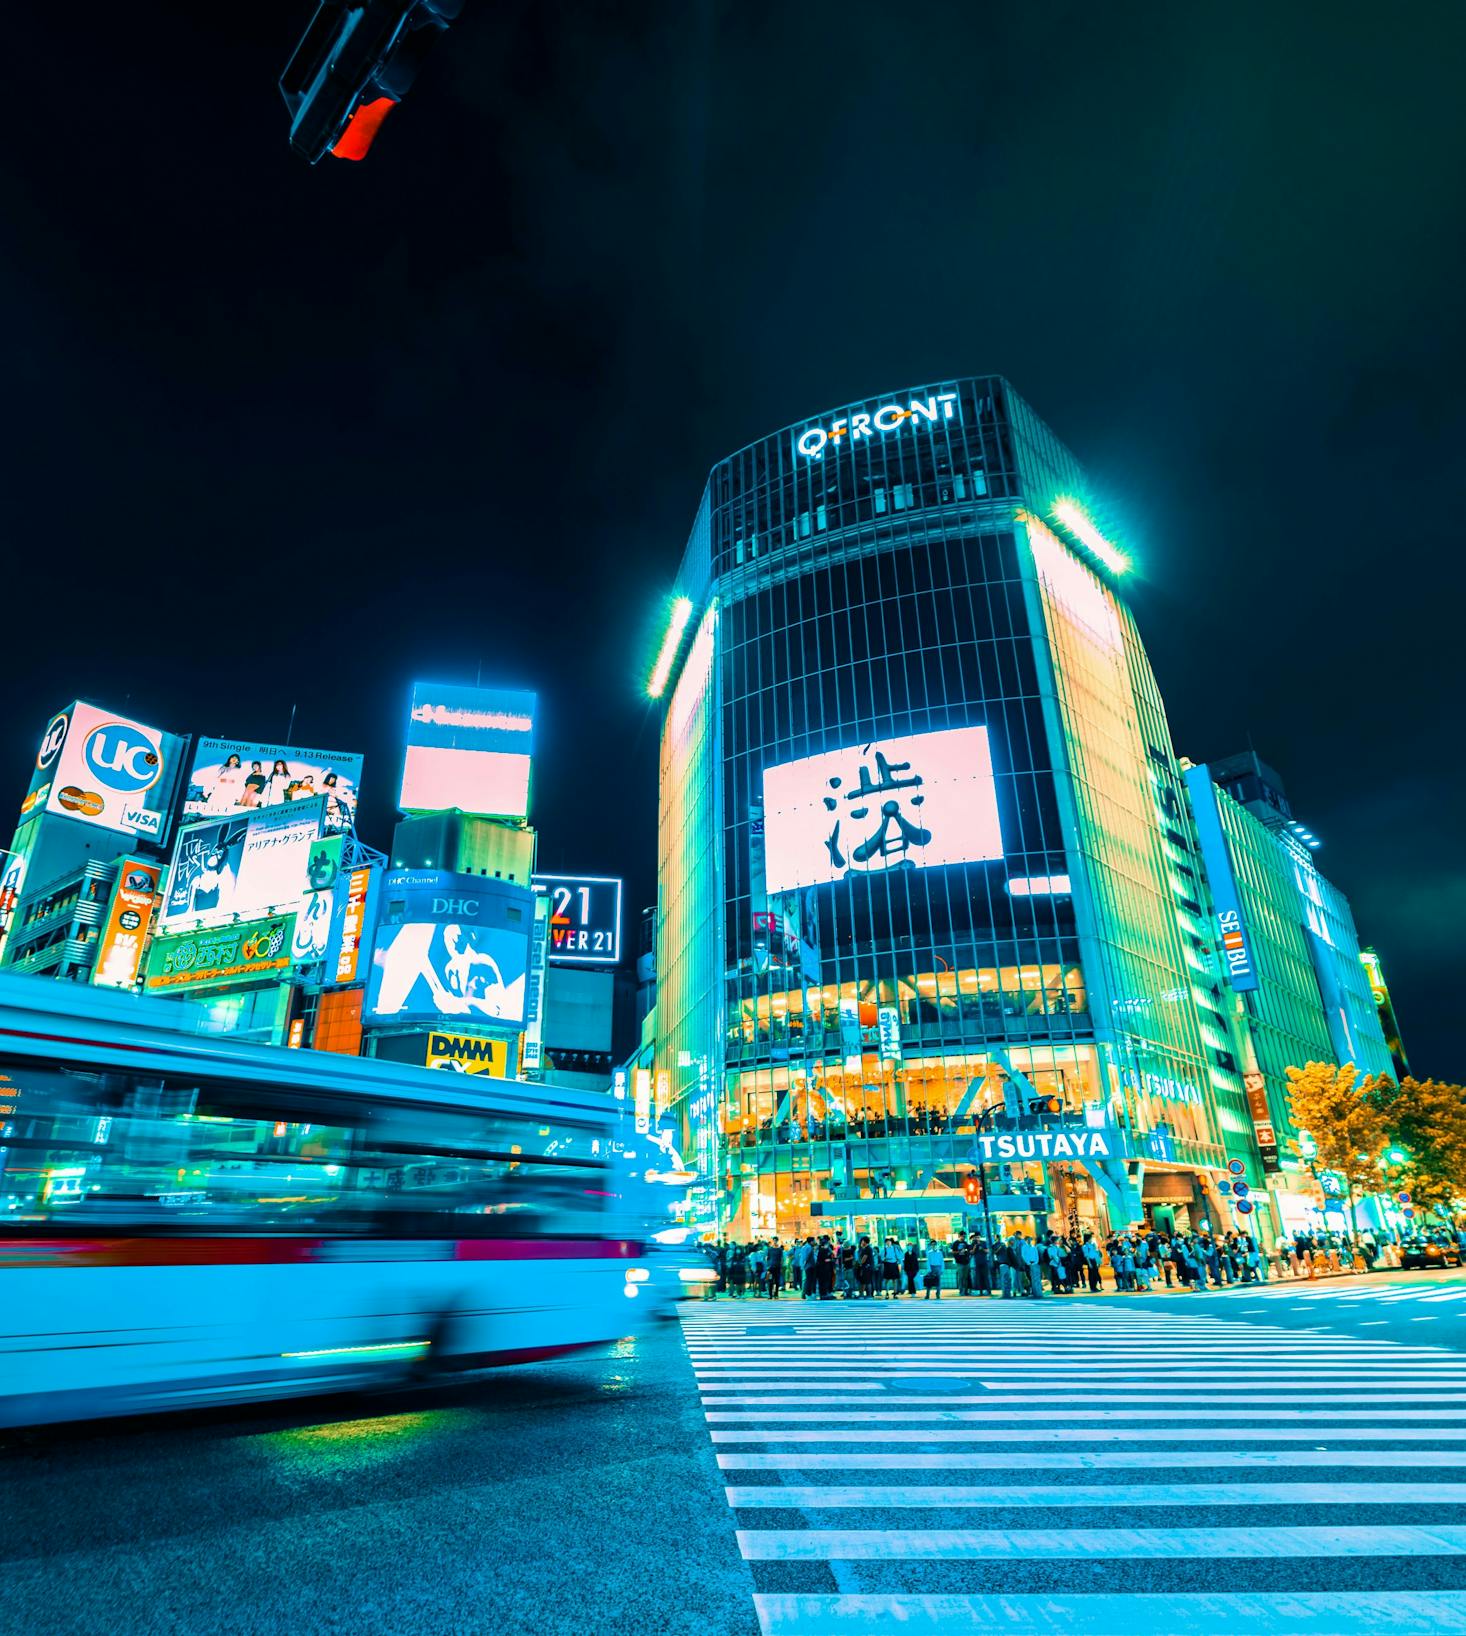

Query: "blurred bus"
<box><xmin>0</xmin><ymin>974</ymin><xmax>658</xmax><ymax>1426</ymax></box>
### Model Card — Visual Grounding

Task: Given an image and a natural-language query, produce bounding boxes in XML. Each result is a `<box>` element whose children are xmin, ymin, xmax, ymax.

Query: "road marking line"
<box><xmin>736</xmin><ymin>1523</ymin><xmax>1466</xmax><ymax>1560</ymax></box>
<box><xmin>704</xmin><ymin>1408</ymin><xmax>1466</xmax><ymax>1422</ymax></box>
<box><xmin>710</xmin><ymin>1427</ymin><xmax>1466</xmax><ymax>1443</ymax></box>
<box><xmin>750</xmin><ymin>1590</ymin><xmax>1466</xmax><ymax>1634</ymax></box>
<box><xmin>718</xmin><ymin>1450</ymin><xmax>1466</xmax><ymax>1470</ymax></box>
<box><xmin>726</xmin><ymin>1481</ymin><xmax>1466</xmax><ymax>1508</ymax></box>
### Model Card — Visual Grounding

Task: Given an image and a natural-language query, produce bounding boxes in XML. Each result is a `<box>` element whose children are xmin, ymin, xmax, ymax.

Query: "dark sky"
<box><xmin>4</xmin><ymin>3</ymin><xmax>1463</xmax><ymax>1072</ymax></box>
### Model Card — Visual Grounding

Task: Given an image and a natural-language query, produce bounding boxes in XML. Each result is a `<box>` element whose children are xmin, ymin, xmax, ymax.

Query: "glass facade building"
<box><xmin>652</xmin><ymin>378</ymin><xmax>1373</xmax><ymax>1246</ymax></box>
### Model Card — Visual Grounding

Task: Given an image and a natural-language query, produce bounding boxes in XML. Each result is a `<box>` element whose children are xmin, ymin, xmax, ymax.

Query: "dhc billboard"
<box><xmin>364</xmin><ymin>869</ymin><xmax>534</xmax><ymax>1028</ymax></box>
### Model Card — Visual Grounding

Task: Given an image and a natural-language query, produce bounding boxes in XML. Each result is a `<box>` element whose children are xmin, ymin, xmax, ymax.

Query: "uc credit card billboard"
<box><xmin>365</xmin><ymin>870</ymin><xmax>533</xmax><ymax>1028</ymax></box>
<box><xmin>399</xmin><ymin>683</ymin><xmax>535</xmax><ymax>819</ymax></box>
<box><xmin>22</xmin><ymin>702</ymin><xmax>185</xmax><ymax>842</ymax></box>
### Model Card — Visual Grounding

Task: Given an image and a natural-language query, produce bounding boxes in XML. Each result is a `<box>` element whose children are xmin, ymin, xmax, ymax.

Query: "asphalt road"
<box><xmin>4</xmin><ymin>1271</ymin><xmax>1465</xmax><ymax>1636</ymax></box>
<box><xmin>0</xmin><ymin>1318</ymin><xmax>758</xmax><ymax>1636</ymax></box>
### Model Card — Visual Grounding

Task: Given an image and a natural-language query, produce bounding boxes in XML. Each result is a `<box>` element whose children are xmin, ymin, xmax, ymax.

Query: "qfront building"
<box><xmin>650</xmin><ymin>376</ymin><xmax>1391</xmax><ymax>1247</ymax></box>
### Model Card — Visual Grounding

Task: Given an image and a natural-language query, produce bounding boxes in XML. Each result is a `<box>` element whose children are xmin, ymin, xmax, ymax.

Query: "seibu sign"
<box><xmin>977</xmin><ymin>1128</ymin><xmax>1114</xmax><ymax>1162</ymax></box>
<box><xmin>795</xmin><ymin>391</ymin><xmax>959</xmax><ymax>460</ymax></box>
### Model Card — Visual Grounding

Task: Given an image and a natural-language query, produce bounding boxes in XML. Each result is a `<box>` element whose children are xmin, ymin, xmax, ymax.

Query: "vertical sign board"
<box><xmin>1182</xmin><ymin>766</ymin><xmax>1261</xmax><ymax>992</ymax></box>
<box><xmin>92</xmin><ymin>860</ymin><xmax>162</xmax><ymax>991</ymax></box>
<box><xmin>326</xmin><ymin>865</ymin><xmax>380</xmax><ymax>987</ymax></box>
<box><xmin>1243</xmin><ymin>1070</ymin><xmax>1281</xmax><ymax>1173</ymax></box>
<box><xmin>520</xmin><ymin>889</ymin><xmax>551</xmax><ymax>1078</ymax></box>
<box><xmin>634</xmin><ymin>1067</ymin><xmax>652</xmax><ymax>1134</ymax></box>
<box><xmin>877</xmin><ymin>1004</ymin><xmax>903</xmax><ymax>1063</ymax></box>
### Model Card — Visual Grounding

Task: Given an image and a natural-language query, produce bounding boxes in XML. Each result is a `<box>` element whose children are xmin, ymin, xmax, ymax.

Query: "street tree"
<box><xmin>1367</xmin><ymin>1076</ymin><xmax>1466</xmax><ymax>1225</ymax></box>
<box><xmin>1284</xmin><ymin>1061</ymin><xmax>1390</xmax><ymax>1236</ymax></box>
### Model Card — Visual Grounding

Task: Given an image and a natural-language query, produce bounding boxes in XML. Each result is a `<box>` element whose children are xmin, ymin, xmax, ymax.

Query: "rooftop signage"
<box><xmin>794</xmin><ymin>391</ymin><xmax>959</xmax><ymax>460</ymax></box>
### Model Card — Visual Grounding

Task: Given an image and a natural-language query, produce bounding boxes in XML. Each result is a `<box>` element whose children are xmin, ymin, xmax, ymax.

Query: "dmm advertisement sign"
<box><xmin>425</xmin><ymin>1032</ymin><xmax>509</xmax><ymax>1076</ymax></box>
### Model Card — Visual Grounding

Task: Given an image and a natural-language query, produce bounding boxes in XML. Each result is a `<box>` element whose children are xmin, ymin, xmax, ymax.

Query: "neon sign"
<box><xmin>795</xmin><ymin>392</ymin><xmax>959</xmax><ymax>460</ymax></box>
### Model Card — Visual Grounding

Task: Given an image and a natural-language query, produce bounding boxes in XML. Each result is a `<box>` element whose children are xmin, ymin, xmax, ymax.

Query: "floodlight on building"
<box><xmin>1052</xmin><ymin>498</ymin><xmax>1131</xmax><ymax>575</ymax></box>
<box><xmin>648</xmin><ymin>597</ymin><xmax>694</xmax><ymax>699</ymax></box>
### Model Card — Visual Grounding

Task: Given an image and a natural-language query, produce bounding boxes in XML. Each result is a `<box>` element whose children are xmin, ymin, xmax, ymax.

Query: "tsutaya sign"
<box><xmin>795</xmin><ymin>391</ymin><xmax>959</xmax><ymax>460</ymax></box>
<box><xmin>976</xmin><ymin>1129</ymin><xmax>1114</xmax><ymax>1162</ymax></box>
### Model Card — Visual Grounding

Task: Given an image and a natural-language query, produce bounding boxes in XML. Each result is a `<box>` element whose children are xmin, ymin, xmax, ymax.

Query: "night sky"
<box><xmin>4</xmin><ymin>3</ymin><xmax>1462</xmax><ymax>1071</ymax></box>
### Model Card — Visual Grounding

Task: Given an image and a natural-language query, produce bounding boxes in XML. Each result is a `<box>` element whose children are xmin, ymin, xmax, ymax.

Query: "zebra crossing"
<box><xmin>1233</xmin><ymin>1277</ymin><xmax>1466</xmax><ymax>1305</ymax></box>
<box><xmin>680</xmin><ymin>1298</ymin><xmax>1466</xmax><ymax>1634</ymax></box>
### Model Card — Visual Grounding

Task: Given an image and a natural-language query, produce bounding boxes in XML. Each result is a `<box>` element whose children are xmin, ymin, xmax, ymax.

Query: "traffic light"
<box><xmin>279</xmin><ymin>1</ymin><xmax>466</xmax><ymax>164</ymax></box>
<box><xmin>963</xmin><ymin>1171</ymin><xmax>983</xmax><ymax>1206</ymax></box>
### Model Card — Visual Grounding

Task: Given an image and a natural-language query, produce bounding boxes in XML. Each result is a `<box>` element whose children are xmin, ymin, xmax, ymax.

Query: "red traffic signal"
<box><xmin>963</xmin><ymin>1172</ymin><xmax>983</xmax><ymax>1205</ymax></box>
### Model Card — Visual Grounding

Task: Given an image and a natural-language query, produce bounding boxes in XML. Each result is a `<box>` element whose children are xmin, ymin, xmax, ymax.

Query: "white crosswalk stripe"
<box><xmin>680</xmin><ymin>1296</ymin><xmax>1466</xmax><ymax>1634</ymax></box>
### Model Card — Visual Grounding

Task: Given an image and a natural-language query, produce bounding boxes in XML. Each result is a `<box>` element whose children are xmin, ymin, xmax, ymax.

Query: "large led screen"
<box><xmin>399</xmin><ymin>683</ymin><xmax>535</xmax><ymax>818</ymax></box>
<box><xmin>365</xmin><ymin>870</ymin><xmax>532</xmax><ymax>1027</ymax></box>
<box><xmin>761</xmin><ymin>725</ymin><xmax>1004</xmax><ymax>893</ymax></box>
<box><xmin>184</xmin><ymin>738</ymin><xmax>362</xmax><ymax>832</ymax></box>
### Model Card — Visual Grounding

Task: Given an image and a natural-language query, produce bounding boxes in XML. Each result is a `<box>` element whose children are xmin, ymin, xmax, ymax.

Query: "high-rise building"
<box><xmin>652</xmin><ymin>377</ymin><xmax>1273</xmax><ymax>1244</ymax></box>
<box><xmin>1183</xmin><ymin>760</ymin><xmax>1394</xmax><ymax>1235</ymax></box>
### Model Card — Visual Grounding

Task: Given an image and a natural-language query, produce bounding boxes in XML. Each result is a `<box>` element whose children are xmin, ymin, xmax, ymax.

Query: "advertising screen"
<box><xmin>364</xmin><ymin>871</ymin><xmax>532</xmax><ymax>1027</ymax></box>
<box><xmin>533</xmin><ymin>874</ymin><xmax>622</xmax><ymax>965</ymax></box>
<box><xmin>761</xmin><ymin>725</ymin><xmax>1004</xmax><ymax>893</ymax></box>
<box><xmin>92</xmin><ymin>860</ymin><xmax>162</xmax><ymax>991</ymax></box>
<box><xmin>184</xmin><ymin>738</ymin><xmax>362</xmax><ymax>832</ymax></box>
<box><xmin>399</xmin><ymin>683</ymin><xmax>535</xmax><ymax>818</ymax></box>
<box><xmin>160</xmin><ymin>800</ymin><xmax>326</xmax><ymax>931</ymax></box>
<box><xmin>27</xmin><ymin>701</ymin><xmax>184</xmax><ymax>841</ymax></box>
<box><xmin>143</xmin><ymin>913</ymin><xmax>296</xmax><ymax>994</ymax></box>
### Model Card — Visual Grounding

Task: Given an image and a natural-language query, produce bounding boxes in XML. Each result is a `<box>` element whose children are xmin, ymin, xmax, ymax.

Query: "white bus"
<box><xmin>0</xmin><ymin>974</ymin><xmax>662</xmax><ymax>1426</ymax></box>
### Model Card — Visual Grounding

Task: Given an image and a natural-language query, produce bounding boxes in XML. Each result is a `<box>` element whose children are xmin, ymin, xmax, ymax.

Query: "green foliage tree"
<box><xmin>1367</xmin><ymin>1076</ymin><xmax>1466</xmax><ymax>1225</ymax></box>
<box><xmin>1285</xmin><ymin>1061</ymin><xmax>1390</xmax><ymax>1234</ymax></box>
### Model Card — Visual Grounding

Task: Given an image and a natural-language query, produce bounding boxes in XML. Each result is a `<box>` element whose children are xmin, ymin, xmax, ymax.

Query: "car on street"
<box><xmin>1399</xmin><ymin>1233</ymin><xmax>1464</xmax><ymax>1270</ymax></box>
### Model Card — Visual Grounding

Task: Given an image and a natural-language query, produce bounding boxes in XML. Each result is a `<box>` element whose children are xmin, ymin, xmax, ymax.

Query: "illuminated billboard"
<box><xmin>184</xmin><ymin>738</ymin><xmax>362</xmax><ymax>832</ymax></box>
<box><xmin>1183</xmin><ymin>766</ymin><xmax>1261</xmax><ymax>993</ymax></box>
<box><xmin>761</xmin><ymin>725</ymin><xmax>1004</xmax><ymax>893</ymax></box>
<box><xmin>92</xmin><ymin>860</ymin><xmax>162</xmax><ymax>991</ymax></box>
<box><xmin>425</xmin><ymin>1031</ymin><xmax>509</xmax><ymax>1076</ymax></box>
<box><xmin>364</xmin><ymin>870</ymin><xmax>532</xmax><ymax>1027</ymax></box>
<box><xmin>159</xmin><ymin>799</ymin><xmax>327</xmax><ymax>932</ymax></box>
<box><xmin>143</xmin><ymin>913</ymin><xmax>296</xmax><ymax>994</ymax></box>
<box><xmin>399</xmin><ymin>683</ymin><xmax>535</xmax><ymax>819</ymax></box>
<box><xmin>324</xmin><ymin>864</ymin><xmax>380</xmax><ymax>986</ymax></box>
<box><xmin>291</xmin><ymin>834</ymin><xmax>343</xmax><ymax>968</ymax></box>
<box><xmin>22</xmin><ymin>701</ymin><xmax>185</xmax><ymax>841</ymax></box>
<box><xmin>533</xmin><ymin>874</ymin><xmax>622</xmax><ymax>965</ymax></box>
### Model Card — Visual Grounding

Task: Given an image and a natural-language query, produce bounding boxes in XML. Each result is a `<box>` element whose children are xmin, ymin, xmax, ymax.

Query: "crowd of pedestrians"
<box><xmin>699</xmin><ymin>1224</ymin><xmax>1404</xmax><ymax>1299</ymax></box>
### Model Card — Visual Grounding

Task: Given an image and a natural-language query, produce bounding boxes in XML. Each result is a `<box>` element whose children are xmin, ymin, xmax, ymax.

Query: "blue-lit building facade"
<box><xmin>653</xmin><ymin>377</ymin><xmax>1282</xmax><ymax>1245</ymax></box>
